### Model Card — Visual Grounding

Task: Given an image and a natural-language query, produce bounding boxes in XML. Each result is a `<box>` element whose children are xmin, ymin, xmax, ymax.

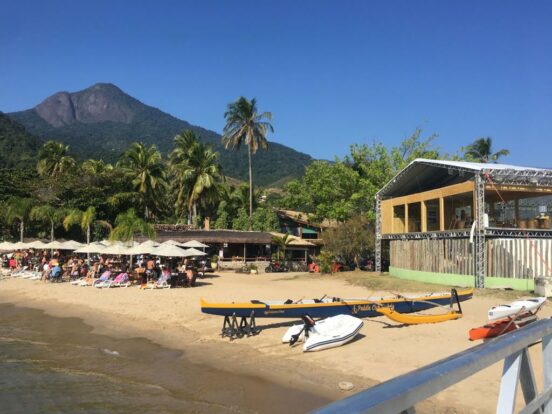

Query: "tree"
<box><xmin>30</xmin><ymin>204</ymin><xmax>66</xmax><ymax>241</ymax></box>
<box><xmin>110</xmin><ymin>208</ymin><xmax>155</xmax><ymax>242</ymax></box>
<box><xmin>170</xmin><ymin>131</ymin><xmax>223</xmax><ymax>224</ymax></box>
<box><xmin>323</xmin><ymin>214</ymin><xmax>374</xmax><ymax>268</ymax></box>
<box><xmin>118</xmin><ymin>142</ymin><xmax>167</xmax><ymax>218</ymax></box>
<box><xmin>464</xmin><ymin>137</ymin><xmax>510</xmax><ymax>163</ymax></box>
<box><xmin>64</xmin><ymin>206</ymin><xmax>111</xmax><ymax>246</ymax></box>
<box><xmin>271</xmin><ymin>233</ymin><xmax>293</xmax><ymax>261</ymax></box>
<box><xmin>251</xmin><ymin>207</ymin><xmax>280</xmax><ymax>232</ymax></box>
<box><xmin>222</xmin><ymin>97</ymin><xmax>273</xmax><ymax>229</ymax></box>
<box><xmin>5</xmin><ymin>197</ymin><xmax>34</xmax><ymax>242</ymax></box>
<box><xmin>37</xmin><ymin>141</ymin><xmax>76</xmax><ymax>178</ymax></box>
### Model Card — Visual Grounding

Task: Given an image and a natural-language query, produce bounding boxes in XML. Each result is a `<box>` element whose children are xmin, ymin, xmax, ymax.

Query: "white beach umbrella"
<box><xmin>27</xmin><ymin>240</ymin><xmax>49</xmax><ymax>249</ymax></box>
<box><xmin>60</xmin><ymin>240</ymin><xmax>85</xmax><ymax>250</ymax></box>
<box><xmin>126</xmin><ymin>240</ymin><xmax>160</xmax><ymax>255</ymax></box>
<box><xmin>74</xmin><ymin>242</ymin><xmax>108</xmax><ymax>254</ymax></box>
<box><xmin>181</xmin><ymin>240</ymin><xmax>209</xmax><ymax>249</ymax></box>
<box><xmin>11</xmin><ymin>241</ymin><xmax>30</xmax><ymax>250</ymax></box>
<box><xmin>151</xmin><ymin>244</ymin><xmax>189</xmax><ymax>257</ymax></box>
<box><xmin>101</xmin><ymin>243</ymin><xmax>135</xmax><ymax>255</ymax></box>
<box><xmin>161</xmin><ymin>239</ymin><xmax>187</xmax><ymax>247</ymax></box>
<box><xmin>44</xmin><ymin>240</ymin><xmax>69</xmax><ymax>250</ymax></box>
<box><xmin>183</xmin><ymin>247</ymin><xmax>207</xmax><ymax>257</ymax></box>
<box><xmin>0</xmin><ymin>241</ymin><xmax>15</xmax><ymax>251</ymax></box>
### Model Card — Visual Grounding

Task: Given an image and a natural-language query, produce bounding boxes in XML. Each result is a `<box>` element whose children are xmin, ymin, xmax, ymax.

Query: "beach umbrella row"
<box><xmin>0</xmin><ymin>238</ymin><xmax>208</xmax><ymax>258</ymax></box>
<box><xmin>0</xmin><ymin>240</ymin><xmax>85</xmax><ymax>251</ymax></box>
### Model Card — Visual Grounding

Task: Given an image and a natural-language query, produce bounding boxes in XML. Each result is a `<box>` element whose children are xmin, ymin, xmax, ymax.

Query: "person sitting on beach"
<box><xmin>41</xmin><ymin>262</ymin><xmax>50</xmax><ymax>281</ymax></box>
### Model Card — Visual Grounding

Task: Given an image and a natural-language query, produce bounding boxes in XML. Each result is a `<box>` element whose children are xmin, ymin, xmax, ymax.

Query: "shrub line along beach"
<box><xmin>1</xmin><ymin>270</ymin><xmax>549</xmax><ymax>413</ymax></box>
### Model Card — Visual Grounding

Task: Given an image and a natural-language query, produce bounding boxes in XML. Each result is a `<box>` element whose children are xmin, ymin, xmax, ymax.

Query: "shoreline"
<box><xmin>1</xmin><ymin>272</ymin><xmax>549</xmax><ymax>413</ymax></box>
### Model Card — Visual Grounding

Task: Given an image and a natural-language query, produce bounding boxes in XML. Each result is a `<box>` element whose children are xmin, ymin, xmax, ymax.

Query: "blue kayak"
<box><xmin>200</xmin><ymin>288</ymin><xmax>474</xmax><ymax>319</ymax></box>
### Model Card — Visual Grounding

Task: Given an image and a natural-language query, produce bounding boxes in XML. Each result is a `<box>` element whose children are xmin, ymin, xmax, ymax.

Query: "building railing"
<box><xmin>312</xmin><ymin>318</ymin><xmax>552</xmax><ymax>414</ymax></box>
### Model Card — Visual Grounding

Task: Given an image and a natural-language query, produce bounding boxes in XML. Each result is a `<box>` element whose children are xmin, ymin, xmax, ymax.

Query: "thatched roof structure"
<box><xmin>147</xmin><ymin>228</ymin><xmax>272</xmax><ymax>244</ymax></box>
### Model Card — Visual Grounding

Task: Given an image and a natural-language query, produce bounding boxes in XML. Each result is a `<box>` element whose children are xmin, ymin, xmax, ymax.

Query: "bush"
<box><xmin>318</xmin><ymin>250</ymin><xmax>335</xmax><ymax>274</ymax></box>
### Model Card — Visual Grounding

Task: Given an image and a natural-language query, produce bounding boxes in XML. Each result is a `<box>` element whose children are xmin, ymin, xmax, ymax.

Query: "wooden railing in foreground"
<box><xmin>312</xmin><ymin>319</ymin><xmax>552</xmax><ymax>414</ymax></box>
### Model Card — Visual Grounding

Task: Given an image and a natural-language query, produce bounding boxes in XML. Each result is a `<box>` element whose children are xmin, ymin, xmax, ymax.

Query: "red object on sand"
<box><xmin>468</xmin><ymin>313</ymin><xmax>537</xmax><ymax>341</ymax></box>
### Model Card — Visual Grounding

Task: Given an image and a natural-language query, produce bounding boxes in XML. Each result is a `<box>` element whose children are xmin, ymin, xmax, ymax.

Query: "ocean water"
<box><xmin>0</xmin><ymin>304</ymin><xmax>329</xmax><ymax>413</ymax></box>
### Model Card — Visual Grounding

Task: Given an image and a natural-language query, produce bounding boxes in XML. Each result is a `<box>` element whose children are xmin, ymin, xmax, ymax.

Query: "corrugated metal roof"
<box><xmin>378</xmin><ymin>158</ymin><xmax>552</xmax><ymax>198</ymax></box>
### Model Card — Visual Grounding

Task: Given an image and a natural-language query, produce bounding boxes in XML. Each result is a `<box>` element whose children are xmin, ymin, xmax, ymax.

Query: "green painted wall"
<box><xmin>389</xmin><ymin>266</ymin><xmax>535</xmax><ymax>292</ymax></box>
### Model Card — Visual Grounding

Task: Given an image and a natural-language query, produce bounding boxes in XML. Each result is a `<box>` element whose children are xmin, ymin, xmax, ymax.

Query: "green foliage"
<box><xmin>30</xmin><ymin>204</ymin><xmax>66</xmax><ymax>241</ymax></box>
<box><xmin>222</xmin><ymin>97</ymin><xmax>274</xmax><ymax>227</ymax></box>
<box><xmin>110</xmin><ymin>208</ymin><xmax>155</xmax><ymax>242</ymax></box>
<box><xmin>118</xmin><ymin>142</ymin><xmax>168</xmax><ymax>218</ymax></box>
<box><xmin>213</xmin><ymin>200</ymin><xmax>231</xmax><ymax>229</ymax></box>
<box><xmin>463</xmin><ymin>137</ymin><xmax>510</xmax><ymax>163</ymax></box>
<box><xmin>251</xmin><ymin>207</ymin><xmax>280</xmax><ymax>232</ymax></box>
<box><xmin>170</xmin><ymin>130</ymin><xmax>223</xmax><ymax>223</ymax></box>
<box><xmin>323</xmin><ymin>214</ymin><xmax>375</xmax><ymax>267</ymax></box>
<box><xmin>281</xmin><ymin>128</ymin><xmax>441</xmax><ymax>221</ymax></box>
<box><xmin>271</xmin><ymin>233</ymin><xmax>293</xmax><ymax>260</ymax></box>
<box><xmin>318</xmin><ymin>250</ymin><xmax>335</xmax><ymax>274</ymax></box>
<box><xmin>37</xmin><ymin>141</ymin><xmax>76</xmax><ymax>178</ymax></box>
<box><xmin>0</xmin><ymin>112</ymin><xmax>40</xmax><ymax>169</ymax></box>
<box><xmin>232</xmin><ymin>208</ymin><xmax>250</xmax><ymax>231</ymax></box>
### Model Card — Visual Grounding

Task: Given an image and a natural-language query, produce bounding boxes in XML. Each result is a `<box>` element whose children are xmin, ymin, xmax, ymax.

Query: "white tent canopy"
<box><xmin>181</xmin><ymin>240</ymin><xmax>209</xmax><ymax>249</ymax></box>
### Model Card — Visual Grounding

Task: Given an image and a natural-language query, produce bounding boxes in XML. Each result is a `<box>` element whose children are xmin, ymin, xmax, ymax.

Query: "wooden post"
<box><xmin>421</xmin><ymin>201</ymin><xmax>427</xmax><ymax>232</ymax></box>
<box><xmin>514</xmin><ymin>199</ymin><xmax>520</xmax><ymax>226</ymax></box>
<box><xmin>439</xmin><ymin>197</ymin><xmax>445</xmax><ymax>231</ymax></box>
<box><xmin>243</xmin><ymin>243</ymin><xmax>246</xmax><ymax>262</ymax></box>
<box><xmin>405</xmin><ymin>204</ymin><xmax>409</xmax><ymax>233</ymax></box>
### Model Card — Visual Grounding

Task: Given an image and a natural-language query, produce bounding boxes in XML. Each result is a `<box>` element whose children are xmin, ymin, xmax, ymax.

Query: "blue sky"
<box><xmin>1</xmin><ymin>1</ymin><xmax>551</xmax><ymax>166</ymax></box>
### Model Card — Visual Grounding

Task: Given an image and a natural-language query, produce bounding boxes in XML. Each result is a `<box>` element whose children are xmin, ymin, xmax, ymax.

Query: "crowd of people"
<box><xmin>1</xmin><ymin>248</ymin><xmax>210</xmax><ymax>288</ymax></box>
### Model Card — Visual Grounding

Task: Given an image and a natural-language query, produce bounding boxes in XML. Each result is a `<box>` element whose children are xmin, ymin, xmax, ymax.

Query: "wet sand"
<box><xmin>1</xmin><ymin>271</ymin><xmax>550</xmax><ymax>413</ymax></box>
<box><xmin>0</xmin><ymin>303</ymin><xmax>329</xmax><ymax>413</ymax></box>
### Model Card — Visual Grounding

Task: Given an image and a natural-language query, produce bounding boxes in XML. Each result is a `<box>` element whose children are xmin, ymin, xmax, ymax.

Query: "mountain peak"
<box><xmin>34</xmin><ymin>83</ymin><xmax>141</xmax><ymax>127</ymax></box>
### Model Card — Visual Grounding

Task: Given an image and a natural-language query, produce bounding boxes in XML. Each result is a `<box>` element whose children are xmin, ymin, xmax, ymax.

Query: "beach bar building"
<box><xmin>375</xmin><ymin>159</ymin><xmax>552</xmax><ymax>290</ymax></box>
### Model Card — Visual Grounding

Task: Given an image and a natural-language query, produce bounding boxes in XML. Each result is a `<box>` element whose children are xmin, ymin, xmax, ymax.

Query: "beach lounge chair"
<box><xmin>141</xmin><ymin>273</ymin><xmax>171</xmax><ymax>289</ymax></box>
<box><xmin>93</xmin><ymin>271</ymin><xmax>112</xmax><ymax>288</ymax></box>
<box><xmin>103</xmin><ymin>273</ymin><xmax>130</xmax><ymax>288</ymax></box>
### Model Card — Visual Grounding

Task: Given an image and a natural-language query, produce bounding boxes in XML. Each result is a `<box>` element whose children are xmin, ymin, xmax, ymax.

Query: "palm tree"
<box><xmin>110</xmin><ymin>208</ymin><xmax>155</xmax><ymax>243</ymax></box>
<box><xmin>81</xmin><ymin>159</ymin><xmax>114</xmax><ymax>176</ymax></box>
<box><xmin>222</xmin><ymin>97</ymin><xmax>273</xmax><ymax>229</ymax></box>
<box><xmin>271</xmin><ymin>233</ymin><xmax>293</xmax><ymax>261</ymax></box>
<box><xmin>170</xmin><ymin>131</ymin><xmax>223</xmax><ymax>224</ymax></box>
<box><xmin>37</xmin><ymin>141</ymin><xmax>76</xmax><ymax>178</ymax></box>
<box><xmin>30</xmin><ymin>205</ymin><xmax>66</xmax><ymax>241</ymax></box>
<box><xmin>64</xmin><ymin>207</ymin><xmax>111</xmax><ymax>261</ymax></box>
<box><xmin>5</xmin><ymin>197</ymin><xmax>34</xmax><ymax>242</ymax></box>
<box><xmin>118</xmin><ymin>142</ymin><xmax>167</xmax><ymax>218</ymax></box>
<box><xmin>464</xmin><ymin>137</ymin><xmax>510</xmax><ymax>163</ymax></box>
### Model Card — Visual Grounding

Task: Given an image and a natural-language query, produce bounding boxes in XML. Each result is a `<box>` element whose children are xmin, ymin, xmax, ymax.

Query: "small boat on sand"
<box><xmin>282</xmin><ymin>315</ymin><xmax>364</xmax><ymax>352</ymax></box>
<box><xmin>488</xmin><ymin>297</ymin><xmax>546</xmax><ymax>321</ymax></box>
<box><xmin>200</xmin><ymin>288</ymin><xmax>474</xmax><ymax>319</ymax></box>
<box><xmin>376</xmin><ymin>306</ymin><xmax>462</xmax><ymax>324</ymax></box>
<box><xmin>469</xmin><ymin>312</ymin><xmax>537</xmax><ymax>341</ymax></box>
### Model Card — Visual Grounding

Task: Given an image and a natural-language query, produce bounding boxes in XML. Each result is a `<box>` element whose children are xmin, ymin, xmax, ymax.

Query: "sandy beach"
<box><xmin>1</xmin><ymin>271</ymin><xmax>550</xmax><ymax>413</ymax></box>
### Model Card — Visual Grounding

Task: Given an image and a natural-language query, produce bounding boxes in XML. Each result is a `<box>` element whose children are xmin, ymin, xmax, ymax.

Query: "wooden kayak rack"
<box><xmin>221</xmin><ymin>311</ymin><xmax>260</xmax><ymax>339</ymax></box>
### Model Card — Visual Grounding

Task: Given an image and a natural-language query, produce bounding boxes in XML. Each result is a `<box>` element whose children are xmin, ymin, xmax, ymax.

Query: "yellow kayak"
<box><xmin>377</xmin><ymin>306</ymin><xmax>463</xmax><ymax>325</ymax></box>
